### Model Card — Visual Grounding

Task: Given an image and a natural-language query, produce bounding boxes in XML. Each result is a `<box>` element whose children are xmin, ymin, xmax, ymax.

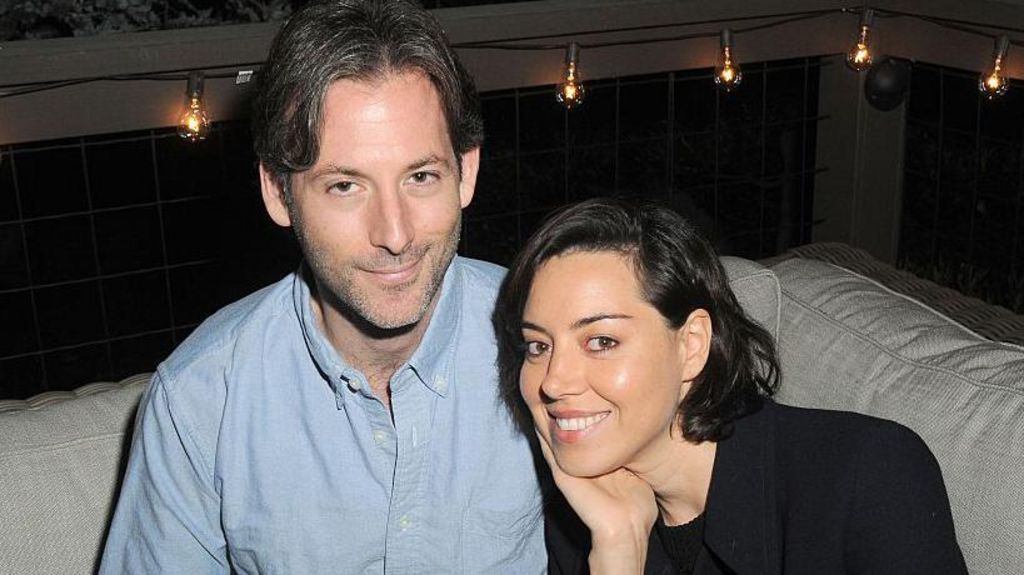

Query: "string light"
<box><xmin>0</xmin><ymin>7</ymin><xmax>1021</xmax><ymax>122</ymax></box>
<box><xmin>979</xmin><ymin>35</ymin><xmax>1011</xmax><ymax>99</ymax></box>
<box><xmin>846</xmin><ymin>8</ymin><xmax>875</xmax><ymax>72</ymax></box>
<box><xmin>177</xmin><ymin>71</ymin><xmax>210</xmax><ymax>142</ymax></box>
<box><xmin>556</xmin><ymin>42</ymin><xmax>585</xmax><ymax>109</ymax></box>
<box><xmin>714</xmin><ymin>28</ymin><xmax>742</xmax><ymax>92</ymax></box>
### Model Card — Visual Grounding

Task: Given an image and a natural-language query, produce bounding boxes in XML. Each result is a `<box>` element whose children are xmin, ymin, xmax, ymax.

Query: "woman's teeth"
<box><xmin>555</xmin><ymin>412</ymin><xmax>608</xmax><ymax>431</ymax></box>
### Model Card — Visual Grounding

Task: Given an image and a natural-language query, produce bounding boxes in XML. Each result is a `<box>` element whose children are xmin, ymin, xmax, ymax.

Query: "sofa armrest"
<box><xmin>0</xmin><ymin>373</ymin><xmax>152</xmax><ymax>414</ymax></box>
<box><xmin>773</xmin><ymin>241</ymin><xmax>1024</xmax><ymax>345</ymax></box>
<box><xmin>0</xmin><ymin>373</ymin><xmax>151</xmax><ymax>574</ymax></box>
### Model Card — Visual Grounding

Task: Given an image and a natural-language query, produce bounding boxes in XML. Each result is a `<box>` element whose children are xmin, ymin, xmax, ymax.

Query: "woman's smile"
<box><xmin>549</xmin><ymin>410</ymin><xmax>611</xmax><ymax>442</ymax></box>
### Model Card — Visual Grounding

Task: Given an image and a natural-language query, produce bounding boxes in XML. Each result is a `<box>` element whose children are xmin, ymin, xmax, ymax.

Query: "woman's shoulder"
<box><xmin>769</xmin><ymin>401</ymin><xmax>927</xmax><ymax>449</ymax></box>
<box><xmin>760</xmin><ymin>404</ymin><xmax>965</xmax><ymax>571</ymax></box>
<box><xmin>765</xmin><ymin>401</ymin><xmax>942</xmax><ymax>484</ymax></box>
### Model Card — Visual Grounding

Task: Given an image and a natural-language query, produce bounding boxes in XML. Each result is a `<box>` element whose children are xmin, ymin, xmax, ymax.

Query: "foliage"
<box><xmin>0</xmin><ymin>0</ymin><xmax>296</xmax><ymax>42</ymax></box>
<box><xmin>898</xmin><ymin>255</ymin><xmax>1024</xmax><ymax>314</ymax></box>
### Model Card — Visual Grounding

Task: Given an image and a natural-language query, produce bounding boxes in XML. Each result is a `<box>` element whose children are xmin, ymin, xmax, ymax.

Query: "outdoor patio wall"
<box><xmin>899</xmin><ymin>63</ymin><xmax>1024</xmax><ymax>313</ymax></box>
<box><xmin>0</xmin><ymin>58</ymin><xmax>822</xmax><ymax>399</ymax></box>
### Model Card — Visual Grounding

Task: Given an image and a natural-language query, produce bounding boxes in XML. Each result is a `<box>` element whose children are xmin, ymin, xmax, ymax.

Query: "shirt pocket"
<box><xmin>460</xmin><ymin>499</ymin><xmax>545</xmax><ymax>573</ymax></box>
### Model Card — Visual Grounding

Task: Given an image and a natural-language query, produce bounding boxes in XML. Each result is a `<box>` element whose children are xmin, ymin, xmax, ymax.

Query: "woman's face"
<box><xmin>519</xmin><ymin>250</ymin><xmax>702</xmax><ymax>478</ymax></box>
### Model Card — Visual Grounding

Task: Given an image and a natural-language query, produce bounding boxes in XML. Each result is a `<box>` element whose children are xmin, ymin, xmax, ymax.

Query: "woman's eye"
<box><xmin>585</xmin><ymin>336</ymin><xmax>618</xmax><ymax>352</ymax></box>
<box><xmin>524</xmin><ymin>341</ymin><xmax>549</xmax><ymax>358</ymax></box>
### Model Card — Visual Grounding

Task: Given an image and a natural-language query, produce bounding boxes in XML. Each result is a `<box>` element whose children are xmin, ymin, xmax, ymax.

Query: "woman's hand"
<box><xmin>536</xmin><ymin>433</ymin><xmax>657</xmax><ymax>574</ymax></box>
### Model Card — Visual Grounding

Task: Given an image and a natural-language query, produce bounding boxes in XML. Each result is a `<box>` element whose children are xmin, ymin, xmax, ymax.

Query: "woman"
<box><xmin>493</xmin><ymin>198</ymin><xmax>965</xmax><ymax>574</ymax></box>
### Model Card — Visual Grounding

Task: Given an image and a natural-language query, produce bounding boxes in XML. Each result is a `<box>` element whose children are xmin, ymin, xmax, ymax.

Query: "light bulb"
<box><xmin>178</xmin><ymin>71</ymin><xmax>210</xmax><ymax>142</ymax></box>
<box><xmin>846</xmin><ymin>8</ymin><xmax>875</xmax><ymax>72</ymax></box>
<box><xmin>556</xmin><ymin>42</ymin><xmax>585</xmax><ymax>109</ymax></box>
<box><xmin>714</xmin><ymin>29</ymin><xmax>742</xmax><ymax>92</ymax></box>
<box><xmin>979</xmin><ymin>35</ymin><xmax>1011</xmax><ymax>99</ymax></box>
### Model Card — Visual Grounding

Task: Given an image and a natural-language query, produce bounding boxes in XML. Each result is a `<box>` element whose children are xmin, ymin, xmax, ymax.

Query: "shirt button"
<box><xmin>373</xmin><ymin>430</ymin><xmax>387</xmax><ymax>446</ymax></box>
<box><xmin>434</xmin><ymin>376</ymin><xmax>447</xmax><ymax>393</ymax></box>
<box><xmin>398</xmin><ymin>515</ymin><xmax>412</xmax><ymax>529</ymax></box>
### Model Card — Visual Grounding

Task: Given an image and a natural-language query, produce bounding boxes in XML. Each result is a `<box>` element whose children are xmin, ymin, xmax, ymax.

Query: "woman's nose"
<box><xmin>539</xmin><ymin>348</ymin><xmax>586</xmax><ymax>400</ymax></box>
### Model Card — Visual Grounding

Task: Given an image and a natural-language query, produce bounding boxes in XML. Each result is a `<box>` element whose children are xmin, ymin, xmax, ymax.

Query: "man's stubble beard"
<box><xmin>291</xmin><ymin>205</ymin><xmax>461</xmax><ymax>334</ymax></box>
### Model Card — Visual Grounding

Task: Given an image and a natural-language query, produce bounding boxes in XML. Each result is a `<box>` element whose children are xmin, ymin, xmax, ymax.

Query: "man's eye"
<box><xmin>585</xmin><ymin>336</ymin><xmax>618</xmax><ymax>352</ymax></box>
<box><xmin>524</xmin><ymin>341</ymin><xmax>549</xmax><ymax>358</ymax></box>
<box><xmin>328</xmin><ymin>181</ymin><xmax>357</xmax><ymax>195</ymax></box>
<box><xmin>409</xmin><ymin>171</ymin><xmax>439</xmax><ymax>184</ymax></box>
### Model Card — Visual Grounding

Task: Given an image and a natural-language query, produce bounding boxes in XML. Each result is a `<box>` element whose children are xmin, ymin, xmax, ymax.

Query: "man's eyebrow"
<box><xmin>307</xmin><ymin>164</ymin><xmax>369</xmax><ymax>181</ymax></box>
<box><xmin>408</xmin><ymin>154</ymin><xmax>452</xmax><ymax>172</ymax></box>
<box><xmin>305</xmin><ymin>155</ymin><xmax>451</xmax><ymax>181</ymax></box>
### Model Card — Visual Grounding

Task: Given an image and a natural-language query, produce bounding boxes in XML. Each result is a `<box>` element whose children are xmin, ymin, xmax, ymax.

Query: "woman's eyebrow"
<box><xmin>570</xmin><ymin>313</ymin><xmax>632</xmax><ymax>330</ymax></box>
<box><xmin>522</xmin><ymin>314</ymin><xmax>633</xmax><ymax>334</ymax></box>
<box><xmin>521</xmin><ymin>321</ymin><xmax>549</xmax><ymax>335</ymax></box>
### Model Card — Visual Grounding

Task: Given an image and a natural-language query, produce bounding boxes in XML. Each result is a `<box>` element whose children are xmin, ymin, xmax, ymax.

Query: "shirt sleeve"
<box><xmin>99</xmin><ymin>370</ymin><xmax>229</xmax><ymax>573</ymax></box>
<box><xmin>845</xmin><ymin>419</ymin><xmax>968</xmax><ymax>574</ymax></box>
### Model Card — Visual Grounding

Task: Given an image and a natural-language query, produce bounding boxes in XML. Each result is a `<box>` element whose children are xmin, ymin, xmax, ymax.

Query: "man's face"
<box><xmin>261</xmin><ymin>71</ymin><xmax>478</xmax><ymax>330</ymax></box>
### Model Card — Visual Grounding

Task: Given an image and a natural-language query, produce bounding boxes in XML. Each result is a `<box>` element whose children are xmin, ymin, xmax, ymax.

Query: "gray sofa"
<box><xmin>2</xmin><ymin>244</ymin><xmax>1022</xmax><ymax>574</ymax></box>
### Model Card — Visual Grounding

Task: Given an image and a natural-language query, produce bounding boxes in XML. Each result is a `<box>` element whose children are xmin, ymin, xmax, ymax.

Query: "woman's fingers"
<box><xmin>535</xmin><ymin>428</ymin><xmax>656</xmax><ymax>537</ymax></box>
<box><xmin>534</xmin><ymin>430</ymin><xmax>556</xmax><ymax>469</ymax></box>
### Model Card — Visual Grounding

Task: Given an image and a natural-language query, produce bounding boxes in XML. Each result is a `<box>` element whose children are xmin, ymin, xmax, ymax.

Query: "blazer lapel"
<box><xmin>697</xmin><ymin>401</ymin><xmax>782</xmax><ymax>575</ymax></box>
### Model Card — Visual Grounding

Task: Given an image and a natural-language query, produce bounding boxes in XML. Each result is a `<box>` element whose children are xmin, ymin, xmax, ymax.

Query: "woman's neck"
<box><xmin>629</xmin><ymin>433</ymin><xmax>718</xmax><ymax>527</ymax></box>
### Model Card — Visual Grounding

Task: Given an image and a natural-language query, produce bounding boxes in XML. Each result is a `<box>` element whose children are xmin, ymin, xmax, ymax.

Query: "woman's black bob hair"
<box><xmin>492</xmin><ymin>198</ymin><xmax>779</xmax><ymax>443</ymax></box>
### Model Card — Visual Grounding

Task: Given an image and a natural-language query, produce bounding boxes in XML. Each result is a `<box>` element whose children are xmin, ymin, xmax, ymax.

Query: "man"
<box><xmin>100</xmin><ymin>1</ymin><xmax>545</xmax><ymax>572</ymax></box>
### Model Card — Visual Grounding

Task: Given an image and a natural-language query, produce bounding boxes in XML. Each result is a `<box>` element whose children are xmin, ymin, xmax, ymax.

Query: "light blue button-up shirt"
<box><xmin>100</xmin><ymin>257</ymin><xmax>545</xmax><ymax>573</ymax></box>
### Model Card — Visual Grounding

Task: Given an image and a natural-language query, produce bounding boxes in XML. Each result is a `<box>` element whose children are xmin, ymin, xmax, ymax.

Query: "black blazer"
<box><xmin>546</xmin><ymin>400</ymin><xmax>967</xmax><ymax>574</ymax></box>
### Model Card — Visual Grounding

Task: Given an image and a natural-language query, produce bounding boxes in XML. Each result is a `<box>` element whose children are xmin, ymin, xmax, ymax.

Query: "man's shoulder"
<box><xmin>159</xmin><ymin>272</ymin><xmax>297</xmax><ymax>387</ymax></box>
<box><xmin>453</xmin><ymin>255</ymin><xmax>506</xmax><ymax>296</ymax></box>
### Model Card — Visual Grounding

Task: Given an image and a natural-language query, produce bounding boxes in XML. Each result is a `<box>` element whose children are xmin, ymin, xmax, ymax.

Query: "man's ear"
<box><xmin>458</xmin><ymin>147</ymin><xmax>480</xmax><ymax>209</ymax></box>
<box><xmin>677</xmin><ymin>309</ymin><xmax>713</xmax><ymax>397</ymax></box>
<box><xmin>259</xmin><ymin>163</ymin><xmax>292</xmax><ymax>228</ymax></box>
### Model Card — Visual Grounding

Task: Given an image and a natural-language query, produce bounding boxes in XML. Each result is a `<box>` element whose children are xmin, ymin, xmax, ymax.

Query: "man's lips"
<box><xmin>362</xmin><ymin>256</ymin><xmax>422</xmax><ymax>284</ymax></box>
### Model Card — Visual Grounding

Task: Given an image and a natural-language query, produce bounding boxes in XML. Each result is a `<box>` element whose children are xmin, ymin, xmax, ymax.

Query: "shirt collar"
<box><xmin>404</xmin><ymin>256</ymin><xmax>463</xmax><ymax>397</ymax></box>
<box><xmin>293</xmin><ymin>258</ymin><xmax>464</xmax><ymax>406</ymax></box>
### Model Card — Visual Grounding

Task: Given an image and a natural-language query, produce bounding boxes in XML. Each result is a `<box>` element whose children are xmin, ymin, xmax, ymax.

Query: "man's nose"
<box><xmin>368</xmin><ymin>189</ymin><xmax>413</xmax><ymax>256</ymax></box>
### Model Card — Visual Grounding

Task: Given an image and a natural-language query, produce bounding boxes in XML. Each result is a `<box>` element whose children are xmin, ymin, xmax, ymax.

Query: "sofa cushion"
<box><xmin>721</xmin><ymin>255</ymin><xmax>781</xmax><ymax>340</ymax></box>
<box><xmin>0</xmin><ymin>374</ymin><xmax>149</xmax><ymax>574</ymax></box>
<box><xmin>770</xmin><ymin>258</ymin><xmax>1024</xmax><ymax>575</ymax></box>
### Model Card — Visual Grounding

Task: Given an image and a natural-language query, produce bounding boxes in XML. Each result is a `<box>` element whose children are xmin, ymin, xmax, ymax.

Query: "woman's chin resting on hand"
<box><xmin>493</xmin><ymin>198</ymin><xmax>967</xmax><ymax>575</ymax></box>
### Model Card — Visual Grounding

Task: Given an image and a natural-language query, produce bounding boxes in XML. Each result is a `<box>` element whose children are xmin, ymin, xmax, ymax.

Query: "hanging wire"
<box><xmin>876</xmin><ymin>8</ymin><xmax>1024</xmax><ymax>44</ymax></box>
<box><xmin>451</xmin><ymin>8</ymin><xmax>841</xmax><ymax>50</ymax></box>
<box><xmin>2</xmin><ymin>6</ymin><xmax>1023</xmax><ymax>99</ymax></box>
<box><xmin>0</xmin><ymin>63</ymin><xmax>265</xmax><ymax>99</ymax></box>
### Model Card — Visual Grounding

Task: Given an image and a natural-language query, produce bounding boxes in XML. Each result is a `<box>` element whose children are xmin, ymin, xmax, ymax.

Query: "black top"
<box><xmin>655</xmin><ymin>513</ymin><xmax>705</xmax><ymax>574</ymax></box>
<box><xmin>545</xmin><ymin>400</ymin><xmax>967</xmax><ymax>575</ymax></box>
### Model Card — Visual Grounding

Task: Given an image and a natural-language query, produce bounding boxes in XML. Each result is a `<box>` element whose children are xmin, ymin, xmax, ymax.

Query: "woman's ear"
<box><xmin>677</xmin><ymin>309</ymin><xmax>712</xmax><ymax>391</ymax></box>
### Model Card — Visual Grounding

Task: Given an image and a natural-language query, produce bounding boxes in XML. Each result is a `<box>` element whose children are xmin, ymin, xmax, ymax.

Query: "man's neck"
<box><xmin>311</xmin><ymin>287</ymin><xmax>439</xmax><ymax>410</ymax></box>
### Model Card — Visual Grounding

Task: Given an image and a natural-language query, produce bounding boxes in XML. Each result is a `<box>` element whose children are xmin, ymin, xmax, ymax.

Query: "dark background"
<box><xmin>1</xmin><ymin>56</ymin><xmax>1022</xmax><ymax>399</ymax></box>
